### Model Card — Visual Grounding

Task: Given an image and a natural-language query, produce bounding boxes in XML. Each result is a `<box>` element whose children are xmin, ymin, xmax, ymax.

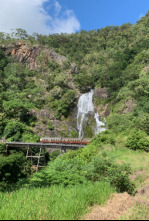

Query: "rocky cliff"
<box><xmin>2</xmin><ymin>41</ymin><xmax>67</xmax><ymax>70</ymax></box>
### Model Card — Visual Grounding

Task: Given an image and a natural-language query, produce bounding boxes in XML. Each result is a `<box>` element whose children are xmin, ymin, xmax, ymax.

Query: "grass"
<box><xmin>99</xmin><ymin>143</ymin><xmax>149</xmax><ymax>189</ymax></box>
<box><xmin>121</xmin><ymin>204</ymin><xmax>149</xmax><ymax>220</ymax></box>
<box><xmin>100</xmin><ymin>144</ymin><xmax>149</xmax><ymax>172</ymax></box>
<box><xmin>0</xmin><ymin>182</ymin><xmax>115</xmax><ymax>220</ymax></box>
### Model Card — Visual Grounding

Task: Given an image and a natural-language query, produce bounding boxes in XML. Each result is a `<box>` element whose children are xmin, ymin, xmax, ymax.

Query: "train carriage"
<box><xmin>40</xmin><ymin>137</ymin><xmax>91</xmax><ymax>145</ymax></box>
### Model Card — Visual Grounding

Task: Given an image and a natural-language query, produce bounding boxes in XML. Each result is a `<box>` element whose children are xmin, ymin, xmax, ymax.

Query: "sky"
<box><xmin>0</xmin><ymin>0</ymin><xmax>148</xmax><ymax>35</ymax></box>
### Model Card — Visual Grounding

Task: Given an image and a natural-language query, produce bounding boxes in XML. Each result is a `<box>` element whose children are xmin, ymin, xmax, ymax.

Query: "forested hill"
<box><xmin>0</xmin><ymin>11</ymin><xmax>149</xmax><ymax>141</ymax></box>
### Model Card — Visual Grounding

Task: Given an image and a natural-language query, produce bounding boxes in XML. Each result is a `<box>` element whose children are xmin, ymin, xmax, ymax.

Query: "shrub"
<box><xmin>0</xmin><ymin>153</ymin><xmax>27</xmax><ymax>190</ymax></box>
<box><xmin>126</xmin><ymin>130</ymin><xmax>149</xmax><ymax>151</ymax></box>
<box><xmin>29</xmin><ymin>158</ymin><xmax>86</xmax><ymax>187</ymax></box>
<box><xmin>82</xmin><ymin>156</ymin><xmax>134</xmax><ymax>194</ymax></box>
<box><xmin>21</xmin><ymin>132</ymin><xmax>39</xmax><ymax>143</ymax></box>
<box><xmin>70</xmin><ymin>130</ymin><xmax>78</xmax><ymax>138</ymax></box>
<box><xmin>105</xmin><ymin>164</ymin><xmax>135</xmax><ymax>194</ymax></box>
<box><xmin>29</xmin><ymin>151</ymin><xmax>135</xmax><ymax>194</ymax></box>
<box><xmin>0</xmin><ymin>143</ymin><xmax>6</xmax><ymax>154</ymax></box>
<box><xmin>48</xmin><ymin>121</ymin><xmax>54</xmax><ymax>131</ymax></box>
<box><xmin>92</xmin><ymin>130</ymin><xmax>115</xmax><ymax>146</ymax></box>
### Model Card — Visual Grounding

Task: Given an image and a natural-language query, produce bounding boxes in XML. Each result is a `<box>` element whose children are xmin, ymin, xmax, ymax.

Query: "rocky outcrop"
<box><xmin>30</xmin><ymin>108</ymin><xmax>78</xmax><ymax>138</ymax></box>
<box><xmin>2</xmin><ymin>41</ymin><xmax>67</xmax><ymax>70</ymax></box>
<box><xmin>93</xmin><ymin>88</ymin><xmax>110</xmax><ymax>117</ymax></box>
<box><xmin>120</xmin><ymin>99</ymin><xmax>137</xmax><ymax>114</ymax></box>
<box><xmin>97</xmin><ymin>104</ymin><xmax>111</xmax><ymax>117</ymax></box>
<box><xmin>94</xmin><ymin>88</ymin><xmax>109</xmax><ymax>99</ymax></box>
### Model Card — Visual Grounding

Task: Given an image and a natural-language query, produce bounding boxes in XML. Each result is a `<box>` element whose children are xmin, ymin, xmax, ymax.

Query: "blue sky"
<box><xmin>0</xmin><ymin>0</ymin><xmax>148</xmax><ymax>35</ymax></box>
<box><xmin>57</xmin><ymin>0</ymin><xmax>149</xmax><ymax>31</ymax></box>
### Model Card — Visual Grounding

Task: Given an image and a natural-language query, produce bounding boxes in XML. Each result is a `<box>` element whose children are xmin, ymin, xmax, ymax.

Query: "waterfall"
<box><xmin>77</xmin><ymin>90</ymin><xmax>106</xmax><ymax>138</ymax></box>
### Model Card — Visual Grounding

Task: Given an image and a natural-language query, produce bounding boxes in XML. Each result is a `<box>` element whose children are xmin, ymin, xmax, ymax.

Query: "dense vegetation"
<box><xmin>0</xmin><ymin>11</ymin><xmax>149</xmax><ymax>220</ymax></box>
<box><xmin>29</xmin><ymin>133</ymin><xmax>134</xmax><ymax>194</ymax></box>
<box><xmin>0</xmin><ymin>13</ymin><xmax>149</xmax><ymax>139</ymax></box>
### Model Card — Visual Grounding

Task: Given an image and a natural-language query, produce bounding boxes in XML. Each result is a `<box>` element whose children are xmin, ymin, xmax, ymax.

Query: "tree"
<box><xmin>3</xmin><ymin>120</ymin><xmax>25</xmax><ymax>141</ymax></box>
<box><xmin>3</xmin><ymin>99</ymin><xmax>33</xmax><ymax>122</ymax></box>
<box><xmin>14</xmin><ymin>28</ymin><xmax>29</xmax><ymax>39</ymax></box>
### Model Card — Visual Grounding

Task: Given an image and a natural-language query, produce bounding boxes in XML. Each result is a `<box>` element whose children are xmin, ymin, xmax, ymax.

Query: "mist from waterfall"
<box><xmin>77</xmin><ymin>90</ymin><xmax>106</xmax><ymax>138</ymax></box>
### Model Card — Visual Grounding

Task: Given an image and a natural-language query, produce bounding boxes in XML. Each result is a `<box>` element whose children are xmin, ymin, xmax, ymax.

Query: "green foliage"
<box><xmin>82</xmin><ymin>156</ymin><xmax>134</xmax><ymax>194</ymax></box>
<box><xmin>0</xmin><ymin>49</ymin><xmax>8</xmax><ymax>71</ymax></box>
<box><xmin>30</xmin><ymin>158</ymin><xmax>86</xmax><ymax>187</ymax></box>
<box><xmin>48</xmin><ymin>60</ymin><xmax>60</xmax><ymax>71</ymax></box>
<box><xmin>74</xmin><ymin>73</ymin><xmax>94</xmax><ymax>92</ymax></box>
<box><xmin>0</xmin><ymin>12</ymin><xmax>149</xmax><ymax>139</ymax></box>
<box><xmin>50</xmin><ymin>89</ymin><xmax>76</xmax><ymax>118</ymax></box>
<box><xmin>126</xmin><ymin>130</ymin><xmax>149</xmax><ymax>151</ymax></box>
<box><xmin>84</xmin><ymin>125</ymin><xmax>94</xmax><ymax>138</ymax></box>
<box><xmin>0</xmin><ymin>153</ymin><xmax>27</xmax><ymax>190</ymax></box>
<box><xmin>107</xmin><ymin>113</ymin><xmax>138</xmax><ymax>134</ymax></box>
<box><xmin>70</xmin><ymin>130</ymin><xmax>78</xmax><ymax>138</ymax></box>
<box><xmin>49</xmin><ymin>150</ymin><xmax>60</xmax><ymax>161</ymax></box>
<box><xmin>92</xmin><ymin>130</ymin><xmax>115</xmax><ymax>146</ymax></box>
<box><xmin>138</xmin><ymin>114</ymin><xmax>149</xmax><ymax>135</ymax></box>
<box><xmin>48</xmin><ymin>121</ymin><xmax>54</xmax><ymax>131</ymax></box>
<box><xmin>21</xmin><ymin>132</ymin><xmax>39</xmax><ymax>143</ymax></box>
<box><xmin>3</xmin><ymin>99</ymin><xmax>33</xmax><ymax>122</ymax></box>
<box><xmin>29</xmin><ymin>134</ymin><xmax>134</xmax><ymax>194</ymax></box>
<box><xmin>13</xmin><ymin>28</ymin><xmax>29</xmax><ymax>39</ymax></box>
<box><xmin>3</xmin><ymin>120</ymin><xmax>25</xmax><ymax>141</ymax></box>
<box><xmin>0</xmin><ymin>143</ymin><xmax>6</xmax><ymax>154</ymax></box>
<box><xmin>4</xmin><ymin>63</ymin><xmax>29</xmax><ymax>91</ymax></box>
<box><xmin>0</xmin><ymin>182</ymin><xmax>114</xmax><ymax>220</ymax></box>
<box><xmin>53</xmin><ymin>73</ymin><xmax>68</xmax><ymax>87</ymax></box>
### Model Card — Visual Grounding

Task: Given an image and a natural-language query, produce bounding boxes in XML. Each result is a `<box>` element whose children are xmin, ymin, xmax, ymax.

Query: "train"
<box><xmin>40</xmin><ymin>137</ymin><xmax>91</xmax><ymax>145</ymax></box>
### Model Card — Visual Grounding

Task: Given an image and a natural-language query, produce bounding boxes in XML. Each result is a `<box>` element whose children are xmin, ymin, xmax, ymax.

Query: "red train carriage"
<box><xmin>40</xmin><ymin>137</ymin><xmax>91</xmax><ymax>145</ymax></box>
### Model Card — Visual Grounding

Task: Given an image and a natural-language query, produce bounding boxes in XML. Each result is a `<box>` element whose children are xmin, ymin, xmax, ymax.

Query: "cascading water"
<box><xmin>94</xmin><ymin>113</ymin><xmax>106</xmax><ymax>134</ymax></box>
<box><xmin>77</xmin><ymin>90</ymin><xmax>106</xmax><ymax>138</ymax></box>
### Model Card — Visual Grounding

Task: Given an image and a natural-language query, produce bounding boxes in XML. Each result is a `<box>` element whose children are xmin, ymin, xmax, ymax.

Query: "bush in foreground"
<box><xmin>0</xmin><ymin>153</ymin><xmax>28</xmax><ymax>191</ymax></box>
<box><xmin>29</xmin><ymin>149</ymin><xmax>135</xmax><ymax>194</ymax></box>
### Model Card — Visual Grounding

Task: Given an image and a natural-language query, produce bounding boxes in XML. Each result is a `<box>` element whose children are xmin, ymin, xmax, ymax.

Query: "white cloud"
<box><xmin>0</xmin><ymin>0</ymin><xmax>81</xmax><ymax>35</ymax></box>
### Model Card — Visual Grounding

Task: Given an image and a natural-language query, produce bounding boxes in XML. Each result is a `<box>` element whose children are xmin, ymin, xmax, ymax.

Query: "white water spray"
<box><xmin>77</xmin><ymin>90</ymin><xmax>106</xmax><ymax>138</ymax></box>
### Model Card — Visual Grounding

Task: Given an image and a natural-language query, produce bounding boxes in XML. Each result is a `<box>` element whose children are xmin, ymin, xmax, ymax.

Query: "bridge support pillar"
<box><xmin>26</xmin><ymin>146</ymin><xmax>46</xmax><ymax>171</ymax></box>
<box><xmin>60</xmin><ymin>147</ymin><xmax>67</xmax><ymax>155</ymax></box>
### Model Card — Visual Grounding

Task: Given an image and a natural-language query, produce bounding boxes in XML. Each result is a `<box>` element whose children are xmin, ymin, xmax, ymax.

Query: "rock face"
<box><xmin>97</xmin><ymin>104</ymin><xmax>111</xmax><ymax>117</ymax></box>
<box><xmin>93</xmin><ymin>88</ymin><xmax>111</xmax><ymax>117</ymax></box>
<box><xmin>120</xmin><ymin>99</ymin><xmax>137</xmax><ymax>114</ymax></box>
<box><xmin>30</xmin><ymin>108</ymin><xmax>78</xmax><ymax>138</ymax></box>
<box><xmin>2</xmin><ymin>41</ymin><xmax>67</xmax><ymax>70</ymax></box>
<box><xmin>94</xmin><ymin>88</ymin><xmax>109</xmax><ymax>99</ymax></box>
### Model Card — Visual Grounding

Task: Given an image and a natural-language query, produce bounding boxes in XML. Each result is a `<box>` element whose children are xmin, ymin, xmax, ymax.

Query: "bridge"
<box><xmin>5</xmin><ymin>141</ymin><xmax>87</xmax><ymax>171</ymax></box>
<box><xmin>5</xmin><ymin>142</ymin><xmax>86</xmax><ymax>149</ymax></box>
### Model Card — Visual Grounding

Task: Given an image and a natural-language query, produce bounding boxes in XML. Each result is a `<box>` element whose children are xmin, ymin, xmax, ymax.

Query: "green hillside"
<box><xmin>0</xmin><ymin>12</ymin><xmax>149</xmax><ymax>140</ymax></box>
<box><xmin>0</xmin><ymin>11</ymin><xmax>149</xmax><ymax>220</ymax></box>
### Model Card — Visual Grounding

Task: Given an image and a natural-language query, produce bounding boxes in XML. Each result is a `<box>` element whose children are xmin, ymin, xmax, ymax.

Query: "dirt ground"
<box><xmin>83</xmin><ymin>183</ymin><xmax>149</xmax><ymax>220</ymax></box>
<box><xmin>84</xmin><ymin>193</ymin><xmax>135</xmax><ymax>220</ymax></box>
